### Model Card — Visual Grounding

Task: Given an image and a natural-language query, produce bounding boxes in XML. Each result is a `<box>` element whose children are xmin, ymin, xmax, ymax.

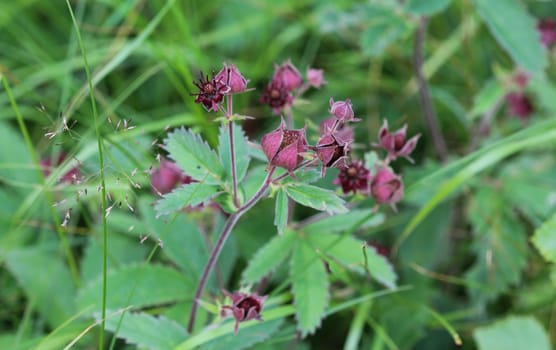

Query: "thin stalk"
<box><xmin>413</xmin><ymin>17</ymin><xmax>448</xmax><ymax>162</ymax></box>
<box><xmin>187</xmin><ymin>167</ymin><xmax>276</xmax><ymax>333</ymax></box>
<box><xmin>226</xmin><ymin>94</ymin><xmax>240</xmax><ymax>208</ymax></box>
<box><xmin>65</xmin><ymin>2</ymin><xmax>109</xmax><ymax>348</ymax></box>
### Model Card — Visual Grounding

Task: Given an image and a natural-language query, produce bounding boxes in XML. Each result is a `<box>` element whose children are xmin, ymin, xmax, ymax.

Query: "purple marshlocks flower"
<box><xmin>192</xmin><ymin>71</ymin><xmax>230</xmax><ymax>112</ymax></box>
<box><xmin>506</xmin><ymin>92</ymin><xmax>534</xmax><ymax>120</ymax></box>
<box><xmin>221</xmin><ymin>290</ymin><xmax>267</xmax><ymax>335</ymax></box>
<box><xmin>273</xmin><ymin>60</ymin><xmax>303</xmax><ymax>91</ymax></box>
<box><xmin>260</xmin><ymin>80</ymin><xmax>294</xmax><ymax>115</ymax></box>
<box><xmin>371</xmin><ymin>167</ymin><xmax>404</xmax><ymax>208</ymax></box>
<box><xmin>538</xmin><ymin>19</ymin><xmax>556</xmax><ymax>48</ymax></box>
<box><xmin>151</xmin><ymin>158</ymin><xmax>193</xmax><ymax>195</ymax></box>
<box><xmin>315</xmin><ymin>133</ymin><xmax>350</xmax><ymax>177</ymax></box>
<box><xmin>376</xmin><ymin>120</ymin><xmax>420</xmax><ymax>163</ymax></box>
<box><xmin>261</xmin><ymin>120</ymin><xmax>307</xmax><ymax>172</ymax></box>
<box><xmin>215</xmin><ymin>63</ymin><xmax>249</xmax><ymax>94</ymax></box>
<box><xmin>333</xmin><ymin>160</ymin><xmax>371</xmax><ymax>195</ymax></box>
<box><xmin>306</xmin><ymin>68</ymin><xmax>326</xmax><ymax>88</ymax></box>
<box><xmin>329</xmin><ymin>98</ymin><xmax>359</xmax><ymax>122</ymax></box>
<box><xmin>40</xmin><ymin>152</ymin><xmax>80</xmax><ymax>184</ymax></box>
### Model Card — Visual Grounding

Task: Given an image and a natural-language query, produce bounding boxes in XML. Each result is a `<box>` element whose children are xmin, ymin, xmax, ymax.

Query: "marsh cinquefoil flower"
<box><xmin>334</xmin><ymin>160</ymin><xmax>371</xmax><ymax>195</ymax></box>
<box><xmin>192</xmin><ymin>71</ymin><xmax>230</xmax><ymax>112</ymax></box>
<box><xmin>215</xmin><ymin>63</ymin><xmax>249</xmax><ymax>94</ymax></box>
<box><xmin>371</xmin><ymin>167</ymin><xmax>404</xmax><ymax>208</ymax></box>
<box><xmin>221</xmin><ymin>290</ymin><xmax>267</xmax><ymax>335</ymax></box>
<box><xmin>261</xmin><ymin>120</ymin><xmax>307</xmax><ymax>172</ymax></box>
<box><xmin>376</xmin><ymin>120</ymin><xmax>420</xmax><ymax>163</ymax></box>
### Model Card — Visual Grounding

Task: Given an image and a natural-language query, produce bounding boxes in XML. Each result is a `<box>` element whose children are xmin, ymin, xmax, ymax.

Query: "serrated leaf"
<box><xmin>465</xmin><ymin>186</ymin><xmax>527</xmax><ymax>300</ymax></box>
<box><xmin>405</xmin><ymin>0</ymin><xmax>452</xmax><ymax>15</ymax></box>
<box><xmin>532</xmin><ymin>212</ymin><xmax>556</xmax><ymax>264</ymax></box>
<box><xmin>473</xmin><ymin>316</ymin><xmax>551</xmax><ymax>350</ymax></box>
<box><xmin>199</xmin><ymin>318</ymin><xmax>284</xmax><ymax>350</ymax></box>
<box><xmin>284</xmin><ymin>183</ymin><xmax>347</xmax><ymax>214</ymax></box>
<box><xmin>309</xmin><ymin>234</ymin><xmax>397</xmax><ymax>289</ymax></box>
<box><xmin>154</xmin><ymin>183</ymin><xmax>219</xmax><ymax>217</ymax></box>
<box><xmin>218</xmin><ymin>123</ymin><xmax>251</xmax><ymax>186</ymax></box>
<box><xmin>164</xmin><ymin>127</ymin><xmax>224</xmax><ymax>184</ymax></box>
<box><xmin>274</xmin><ymin>189</ymin><xmax>289</xmax><ymax>235</ymax></box>
<box><xmin>303</xmin><ymin>209</ymin><xmax>384</xmax><ymax>235</ymax></box>
<box><xmin>103</xmin><ymin>312</ymin><xmax>188</xmax><ymax>350</ymax></box>
<box><xmin>473</xmin><ymin>0</ymin><xmax>546</xmax><ymax>76</ymax></box>
<box><xmin>5</xmin><ymin>248</ymin><xmax>76</xmax><ymax>328</ymax></box>
<box><xmin>242</xmin><ymin>230</ymin><xmax>296</xmax><ymax>284</ymax></box>
<box><xmin>76</xmin><ymin>264</ymin><xmax>193</xmax><ymax>311</ymax></box>
<box><xmin>290</xmin><ymin>239</ymin><xmax>329</xmax><ymax>336</ymax></box>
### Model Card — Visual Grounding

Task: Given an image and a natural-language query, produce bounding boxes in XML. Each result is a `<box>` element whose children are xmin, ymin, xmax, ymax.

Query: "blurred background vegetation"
<box><xmin>1</xmin><ymin>0</ymin><xmax>556</xmax><ymax>349</ymax></box>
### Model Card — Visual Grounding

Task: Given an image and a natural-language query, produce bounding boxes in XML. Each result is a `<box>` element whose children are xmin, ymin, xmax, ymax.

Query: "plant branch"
<box><xmin>187</xmin><ymin>166</ymin><xmax>276</xmax><ymax>333</ymax></box>
<box><xmin>226</xmin><ymin>95</ymin><xmax>240</xmax><ymax>208</ymax></box>
<box><xmin>413</xmin><ymin>16</ymin><xmax>448</xmax><ymax>162</ymax></box>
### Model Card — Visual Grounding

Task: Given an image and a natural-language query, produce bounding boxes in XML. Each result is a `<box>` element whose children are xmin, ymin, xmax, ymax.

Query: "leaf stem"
<box><xmin>187</xmin><ymin>166</ymin><xmax>276</xmax><ymax>333</ymax></box>
<box><xmin>226</xmin><ymin>94</ymin><xmax>240</xmax><ymax>208</ymax></box>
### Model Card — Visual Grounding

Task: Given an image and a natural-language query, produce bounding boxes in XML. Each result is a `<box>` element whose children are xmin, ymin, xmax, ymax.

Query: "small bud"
<box><xmin>273</xmin><ymin>60</ymin><xmax>303</xmax><ymax>91</ymax></box>
<box><xmin>329</xmin><ymin>98</ymin><xmax>359</xmax><ymax>122</ymax></box>
<box><xmin>315</xmin><ymin>134</ymin><xmax>349</xmax><ymax>177</ymax></box>
<box><xmin>538</xmin><ymin>19</ymin><xmax>556</xmax><ymax>48</ymax></box>
<box><xmin>215</xmin><ymin>63</ymin><xmax>249</xmax><ymax>94</ymax></box>
<box><xmin>151</xmin><ymin>159</ymin><xmax>193</xmax><ymax>195</ymax></box>
<box><xmin>377</xmin><ymin>120</ymin><xmax>420</xmax><ymax>163</ymax></box>
<box><xmin>506</xmin><ymin>92</ymin><xmax>534</xmax><ymax>120</ymax></box>
<box><xmin>261</xmin><ymin>120</ymin><xmax>307</xmax><ymax>172</ymax></box>
<box><xmin>221</xmin><ymin>290</ymin><xmax>267</xmax><ymax>335</ymax></box>
<box><xmin>370</xmin><ymin>167</ymin><xmax>403</xmax><ymax>207</ymax></box>
<box><xmin>333</xmin><ymin>160</ymin><xmax>371</xmax><ymax>195</ymax></box>
<box><xmin>306</xmin><ymin>68</ymin><xmax>325</xmax><ymax>88</ymax></box>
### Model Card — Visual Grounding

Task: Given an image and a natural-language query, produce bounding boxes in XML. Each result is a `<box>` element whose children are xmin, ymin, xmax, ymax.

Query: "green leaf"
<box><xmin>199</xmin><ymin>318</ymin><xmax>284</xmax><ymax>350</ymax></box>
<box><xmin>284</xmin><ymin>183</ymin><xmax>347</xmax><ymax>214</ymax></box>
<box><xmin>303</xmin><ymin>209</ymin><xmax>384</xmax><ymax>235</ymax></box>
<box><xmin>274</xmin><ymin>189</ymin><xmax>289</xmax><ymax>235</ymax></box>
<box><xmin>405</xmin><ymin>0</ymin><xmax>452</xmax><ymax>15</ymax></box>
<box><xmin>5</xmin><ymin>248</ymin><xmax>76</xmax><ymax>328</ymax></box>
<box><xmin>532</xmin><ymin>212</ymin><xmax>556</xmax><ymax>264</ymax></box>
<box><xmin>473</xmin><ymin>316</ymin><xmax>551</xmax><ymax>350</ymax></box>
<box><xmin>242</xmin><ymin>230</ymin><xmax>296</xmax><ymax>284</ymax></box>
<box><xmin>154</xmin><ymin>183</ymin><xmax>219</xmax><ymax>217</ymax></box>
<box><xmin>218</xmin><ymin>123</ymin><xmax>251</xmax><ymax>186</ymax></box>
<box><xmin>309</xmin><ymin>234</ymin><xmax>397</xmax><ymax>289</ymax></box>
<box><xmin>359</xmin><ymin>5</ymin><xmax>409</xmax><ymax>57</ymax></box>
<box><xmin>473</xmin><ymin>0</ymin><xmax>546</xmax><ymax>76</ymax></box>
<box><xmin>164</xmin><ymin>127</ymin><xmax>224</xmax><ymax>184</ymax></box>
<box><xmin>76</xmin><ymin>264</ymin><xmax>193</xmax><ymax>311</ymax></box>
<box><xmin>465</xmin><ymin>186</ymin><xmax>528</xmax><ymax>300</ymax></box>
<box><xmin>467</xmin><ymin>79</ymin><xmax>505</xmax><ymax>121</ymax></box>
<box><xmin>290</xmin><ymin>239</ymin><xmax>329</xmax><ymax>336</ymax></box>
<box><xmin>102</xmin><ymin>311</ymin><xmax>188</xmax><ymax>350</ymax></box>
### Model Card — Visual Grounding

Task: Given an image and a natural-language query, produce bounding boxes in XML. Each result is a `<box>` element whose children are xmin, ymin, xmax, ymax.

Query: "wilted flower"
<box><xmin>315</xmin><ymin>133</ymin><xmax>350</xmax><ymax>177</ymax></box>
<box><xmin>307</xmin><ymin>68</ymin><xmax>325</xmax><ymax>88</ymax></box>
<box><xmin>40</xmin><ymin>152</ymin><xmax>80</xmax><ymax>184</ymax></box>
<box><xmin>377</xmin><ymin>120</ymin><xmax>420</xmax><ymax>163</ymax></box>
<box><xmin>538</xmin><ymin>19</ymin><xmax>556</xmax><ymax>48</ymax></box>
<box><xmin>273</xmin><ymin>60</ymin><xmax>303</xmax><ymax>91</ymax></box>
<box><xmin>260</xmin><ymin>80</ymin><xmax>294</xmax><ymax>114</ymax></box>
<box><xmin>261</xmin><ymin>120</ymin><xmax>307</xmax><ymax>172</ymax></box>
<box><xmin>221</xmin><ymin>290</ymin><xmax>267</xmax><ymax>335</ymax></box>
<box><xmin>151</xmin><ymin>159</ymin><xmax>193</xmax><ymax>195</ymax></box>
<box><xmin>370</xmin><ymin>167</ymin><xmax>403</xmax><ymax>207</ymax></box>
<box><xmin>192</xmin><ymin>71</ymin><xmax>230</xmax><ymax>112</ymax></box>
<box><xmin>506</xmin><ymin>92</ymin><xmax>534</xmax><ymax>120</ymax></box>
<box><xmin>329</xmin><ymin>98</ymin><xmax>359</xmax><ymax>122</ymax></box>
<box><xmin>215</xmin><ymin>63</ymin><xmax>248</xmax><ymax>94</ymax></box>
<box><xmin>333</xmin><ymin>160</ymin><xmax>371</xmax><ymax>194</ymax></box>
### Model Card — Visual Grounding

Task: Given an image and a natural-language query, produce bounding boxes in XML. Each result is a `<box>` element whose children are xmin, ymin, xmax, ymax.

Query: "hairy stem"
<box><xmin>187</xmin><ymin>167</ymin><xmax>276</xmax><ymax>333</ymax></box>
<box><xmin>226</xmin><ymin>95</ymin><xmax>240</xmax><ymax>208</ymax></box>
<box><xmin>413</xmin><ymin>17</ymin><xmax>448</xmax><ymax>162</ymax></box>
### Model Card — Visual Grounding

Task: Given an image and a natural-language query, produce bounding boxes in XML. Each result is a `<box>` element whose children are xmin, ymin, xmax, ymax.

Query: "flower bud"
<box><xmin>215</xmin><ymin>63</ymin><xmax>249</xmax><ymax>94</ymax></box>
<box><xmin>538</xmin><ymin>19</ymin><xmax>556</xmax><ymax>48</ymax></box>
<box><xmin>315</xmin><ymin>134</ymin><xmax>349</xmax><ymax>177</ymax></box>
<box><xmin>306</xmin><ymin>68</ymin><xmax>325</xmax><ymax>88</ymax></box>
<box><xmin>273</xmin><ymin>60</ymin><xmax>303</xmax><ymax>91</ymax></box>
<box><xmin>329</xmin><ymin>98</ymin><xmax>359</xmax><ymax>122</ymax></box>
<box><xmin>506</xmin><ymin>92</ymin><xmax>534</xmax><ymax>120</ymax></box>
<box><xmin>151</xmin><ymin>159</ymin><xmax>193</xmax><ymax>195</ymax></box>
<box><xmin>377</xmin><ymin>120</ymin><xmax>420</xmax><ymax>163</ymax></box>
<box><xmin>333</xmin><ymin>160</ymin><xmax>371</xmax><ymax>195</ymax></box>
<box><xmin>221</xmin><ymin>290</ymin><xmax>267</xmax><ymax>335</ymax></box>
<box><xmin>261</xmin><ymin>120</ymin><xmax>307</xmax><ymax>172</ymax></box>
<box><xmin>320</xmin><ymin>117</ymin><xmax>354</xmax><ymax>144</ymax></box>
<box><xmin>370</xmin><ymin>167</ymin><xmax>403</xmax><ymax>206</ymax></box>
